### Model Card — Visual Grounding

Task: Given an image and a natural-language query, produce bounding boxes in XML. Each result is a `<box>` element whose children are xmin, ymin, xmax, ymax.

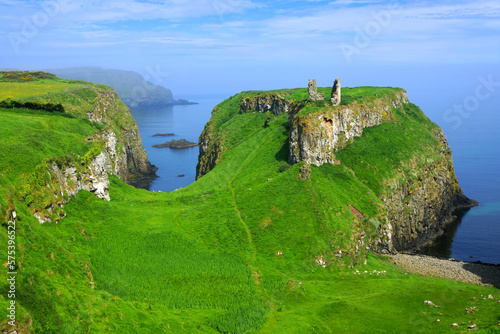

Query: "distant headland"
<box><xmin>45</xmin><ymin>67</ymin><xmax>197</xmax><ymax>109</ymax></box>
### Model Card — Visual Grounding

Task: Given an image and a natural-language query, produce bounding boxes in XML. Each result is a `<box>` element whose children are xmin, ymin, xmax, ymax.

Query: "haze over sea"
<box><xmin>132</xmin><ymin>82</ymin><xmax>500</xmax><ymax>265</ymax></box>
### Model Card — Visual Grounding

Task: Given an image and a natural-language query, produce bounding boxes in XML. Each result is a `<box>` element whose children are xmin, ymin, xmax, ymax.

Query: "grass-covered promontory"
<box><xmin>0</xmin><ymin>77</ymin><xmax>498</xmax><ymax>333</ymax></box>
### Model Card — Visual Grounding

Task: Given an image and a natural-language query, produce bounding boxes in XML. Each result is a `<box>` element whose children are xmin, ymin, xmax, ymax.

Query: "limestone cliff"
<box><xmin>8</xmin><ymin>75</ymin><xmax>157</xmax><ymax>222</ymax></box>
<box><xmin>376</xmin><ymin>130</ymin><xmax>477</xmax><ymax>251</ymax></box>
<box><xmin>20</xmin><ymin>84</ymin><xmax>157</xmax><ymax>185</ymax></box>
<box><xmin>197</xmin><ymin>93</ymin><xmax>301</xmax><ymax>179</ymax></box>
<box><xmin>289</xmin><ymin>90</ymin><xmax>408</xmax><ymax>166</ymax></box>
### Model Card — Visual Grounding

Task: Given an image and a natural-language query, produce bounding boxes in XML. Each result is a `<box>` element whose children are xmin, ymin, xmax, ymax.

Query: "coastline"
<box><xmin>390</xmin><ymin>253</ymin><xmax>500</xmax><ymax>288</ymax></box>
<box><xmin>411</xmin><ymin>198</ymin><xmax>479</xmax><ymax>252</ymax></box>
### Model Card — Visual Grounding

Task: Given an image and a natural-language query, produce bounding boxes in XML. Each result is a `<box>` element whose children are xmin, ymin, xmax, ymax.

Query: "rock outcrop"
<box><xmin>78</xmin><ymin>90</ymin><xmax>157</xmax><ymax>184</ymax></box>
<box><xmin>240</xmin><ymin>93</ymin><xmax>300</xmax><ymax>115</ymax></box>
<box><xmin>16</xmin><ymin>81</ymin><xmax>157</xmax><ymax>221</ymax></box>
<box><xmin>36</xmin><ymin>136</ymin><xmax>116</xmax><ymax>223</ymax></box>
<box><xmin>331</xmin><ymin>78</ymin><xmax>341</xmax><ymax>107</ymax></box>
<box><xmin>197</xmin><ymin>128</ymin><xmax>223</xmax><ymax>180</ymax></box>
<box><xmin>18</xmin><ymin>82</ymin><xmax>157</xmax><ymax>185</ymax></box>
<box><xmin>308</xmin><ymin>79</ymin><xmax>325</xmax><ymax>101</ymax></box>
<box><xmin>289</xmin><ymin>90</ymin><xmax>409</xmax><ymax>166</ymax></box>
<box><xmin>376</xmin><ymin>131</ymin><xmax>478</xmax><ymax>252</ymax></box>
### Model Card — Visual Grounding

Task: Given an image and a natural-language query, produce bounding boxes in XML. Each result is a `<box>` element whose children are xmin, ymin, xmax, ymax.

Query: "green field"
<box><xmin>0</xmin><ymin>81</ymin><xmax>75</xmax><ymax>100</ymax></box>
<box><xmin>0</xmin><ymin>76</ymin><xmax>498</xmax><ymax>333</ymax></box>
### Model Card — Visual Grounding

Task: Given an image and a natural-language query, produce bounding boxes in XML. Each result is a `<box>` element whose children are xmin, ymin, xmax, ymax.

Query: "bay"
<box><xmin>129</xmin><ymin>95</ymin><xmax>224</xmax><ymax>193</ymax></box>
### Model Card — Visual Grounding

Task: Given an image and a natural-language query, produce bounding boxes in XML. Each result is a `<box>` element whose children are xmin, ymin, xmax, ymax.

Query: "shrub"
<box><xmin>278</xmin><ymin>164</ymin><xmax>291</xmax><ymax>173</ymax></box>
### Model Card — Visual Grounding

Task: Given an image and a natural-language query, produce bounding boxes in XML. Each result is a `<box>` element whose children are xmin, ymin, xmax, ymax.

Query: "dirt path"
<box><xmin>228</xmin><ymin>131</ymin><xmax>273</xmax><ymax>264</ymax></box>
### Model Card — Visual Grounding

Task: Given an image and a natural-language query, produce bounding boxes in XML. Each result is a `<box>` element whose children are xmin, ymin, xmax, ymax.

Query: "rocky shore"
<box><xmin>390</xmin><ymin>253</ymin><xmax>500</xmax><ymax>288</ymax></box>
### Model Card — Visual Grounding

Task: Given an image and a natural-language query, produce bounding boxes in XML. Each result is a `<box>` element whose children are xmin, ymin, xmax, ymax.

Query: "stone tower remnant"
<box><xmin>331</xmin><ymin>77</ymin><xmax>341</xmax><ymax>106</ymax></box>
<box><xmin>307</xmin><ymin>79</ymin><xmax>325</xmax><ymax>101</ymax></box>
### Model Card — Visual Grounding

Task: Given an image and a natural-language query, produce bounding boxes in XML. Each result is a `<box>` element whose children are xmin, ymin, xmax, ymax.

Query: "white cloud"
<box><xmin>1</xmin><ymin>0</ymin><xmax>498</xmax><ymax>68</ymax></box>
<box><xmin>48</xmin><ymin>0</ymin><xmax>266</xmax><ymax>22</ymax></box>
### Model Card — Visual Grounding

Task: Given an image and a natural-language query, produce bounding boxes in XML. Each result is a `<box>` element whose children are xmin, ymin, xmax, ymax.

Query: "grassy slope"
<box><xmin>0</xmin><ymin>84</ymin><xmax>498</xmax><ymax>333</ymax></box>
<box><xmin>0</xmin><ymin>80</ymin><xmax>73</xmax><ymax>100</ymax></box>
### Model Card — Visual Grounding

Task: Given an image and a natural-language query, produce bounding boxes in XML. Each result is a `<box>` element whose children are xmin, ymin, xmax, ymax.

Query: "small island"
<box><xmin>153</xmin><ymin>138</ymin><xmax>198</xmax><ymax>148</ymax></box>
<box><xmin>175</xmin><ymin>99</ymin><xmax>198</xmax><ymax>105</ymax></box>
<box><xmin>152</xmin><ymin>133</ymin><xmax>174</xmax><ymax>137</ymax></box>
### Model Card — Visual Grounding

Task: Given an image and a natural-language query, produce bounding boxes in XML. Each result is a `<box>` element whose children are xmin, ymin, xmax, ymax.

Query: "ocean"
<box><xmin>129</xmin><ymin>95</ymin><xmax>222</xmax><ymax>192</ymax></box>
<box><xmin>130</xmin><ymin>92</ymin><xmax>500</xmax><ymax>265</ymax></box>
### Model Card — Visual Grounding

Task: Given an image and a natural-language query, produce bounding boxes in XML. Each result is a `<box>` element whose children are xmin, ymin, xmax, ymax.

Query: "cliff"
<box><xmin>289</xmin><ymin>90</ymin><xmax>408</xmax><ymax>166</ymax></box>
<box><xmin>0</xmin><ymin>71</ymin><xmax>157</xmax><ymax>222</ymax></box>
<box><xmin>379</xmin><ymin>130</ymin><xmax>478</xmax><ymax>251</ymax></box>
<box><xmin>196</xmin><ymin>85</ymin><xmax>476</xmax><ymax>252</ymax></box>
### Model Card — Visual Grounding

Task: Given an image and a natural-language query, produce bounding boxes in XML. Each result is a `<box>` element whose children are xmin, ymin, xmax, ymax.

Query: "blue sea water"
<box><xmin>131</xmin><ymin>92</ymin><xmax>500</xmax><ymax>264</ymax></box>
<box><xmin>129</xmin><ymin>95</ymin><xmax>223</xmax><ymax>192</ymax></box>
<box><xmin>416</xmin><ymin>92</ymin><xmax>500</xmax><ymax>265</ymax></box>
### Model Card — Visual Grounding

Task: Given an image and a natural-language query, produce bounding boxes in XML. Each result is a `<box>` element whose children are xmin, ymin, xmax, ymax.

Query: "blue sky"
<box><xmin>1</xmin><ymin>0</ymin><xmax>499</xmax><ymax>96</ymax></box>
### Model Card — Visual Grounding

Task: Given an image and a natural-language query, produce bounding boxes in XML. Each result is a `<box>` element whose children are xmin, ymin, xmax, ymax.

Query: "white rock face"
<box><xmin>104</xmin><ymin>130</ymin><xmax>119</xmax><ymax>175</ymax></box>
<box><xmin>240</xmin><ymin>94</ymin><xmax>300</xmax><ymax>115</ymax></box>
<box><xmin>289</xmin><ymin>91</ymin><xmax>409</xmax><ymax>166</ymax></box>
<box><xmin>38</xmin><ymin>137</ymin><xmax>116</xmax><ymax>223</ymax></box>
<box><xmin>51</xmin><ymin>150</ymin><xmax>113</xmax><ymax>202</ymax></box>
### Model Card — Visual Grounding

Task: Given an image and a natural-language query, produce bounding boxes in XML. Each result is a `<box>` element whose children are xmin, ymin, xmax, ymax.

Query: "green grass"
<box><xmin>0</xmin><ymin>84</ymin><xmax>498</xmax><ymax>333</ymax></box>
<box><xmin>0</xmin><ymin>80</ymin><xmax>74</xmax><ymax>100</ymax></box>
<box><xmin>335</xmin><ymin>102</ymin><xmax>445</xmax><ymax>197</ymax></box>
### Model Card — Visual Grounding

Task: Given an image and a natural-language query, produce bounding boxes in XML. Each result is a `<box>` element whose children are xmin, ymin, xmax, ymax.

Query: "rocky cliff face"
<box><xmin>82</xmin><ymin>90</ymin><xmax>157</xmax><ymax>184</ymax></box>
<box><xmin>376</xmin><ymin>130</ymin><xmax>477</xmax><ymax>252</ymax></box>
<box><xmin>21</xmin><ymin>84</ymin><xmax>157</xmax><ymax>222</ymax></box>
<box><xmin>240</xmin><ymin>93</ymin><xmax>301</xmax><ymax>115</ymax></box>
<box><xmin>35</xmin><ymin>131</ymin><xmax>121</xmax><ymax>223</ymax></box>
<box><xmin>289</xmin><ymin>91</ymin><xmax>409</xmax><ymax>166</ymax></box>
<box><xmin>197</xmin><ymin>119</ymin><xmax>223</xmax><ymax>179</ymax></box>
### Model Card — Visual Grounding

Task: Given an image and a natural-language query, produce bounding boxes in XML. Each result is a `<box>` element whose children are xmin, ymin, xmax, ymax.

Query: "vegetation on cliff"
<box><xmin>0</xmin><ymin>79</ymin><xmax>497</xmax><ymax>333</ymax></box>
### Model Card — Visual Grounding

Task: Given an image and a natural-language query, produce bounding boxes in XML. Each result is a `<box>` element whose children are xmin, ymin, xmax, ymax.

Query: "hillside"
<box><xmin>0</xmin><ymin>75</ymin><xmax>498</xmax><ymax>333</ymax></box>
<box><xmin>46</xmin><ymin>67</ymin><xmax>194</xmax><ymax>109</ymax></box>
<box><xmin>0</xmin><ymin>71</ymin><xmax>157</xmax><ymax>220</ymax></box>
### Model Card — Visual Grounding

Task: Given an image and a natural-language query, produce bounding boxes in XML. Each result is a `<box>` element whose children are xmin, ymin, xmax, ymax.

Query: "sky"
<box><xmin>1</xmin><ymin>0</ymin><xmax>499</xmax><ymax>102</ymax></box>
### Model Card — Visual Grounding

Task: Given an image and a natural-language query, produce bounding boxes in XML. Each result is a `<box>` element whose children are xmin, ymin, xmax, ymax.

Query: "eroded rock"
<box><xmin>308</xmin><ymin>79</ymin><xmax>324</xmax><ymax>101</ymax></box>
<box><xmin>289</xmin><ymin>90</ymin><xmax>408</xmax><ymax>166</ymax></box>
<box><xmin>331</xmin><ymin>77</ymin><xmax>341</xmax><ymax>107</ymax></box>
<box><xmin>240</xmin><ymin>93</ymin><xmax>299</xmax><ymax>115</ymax></box>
